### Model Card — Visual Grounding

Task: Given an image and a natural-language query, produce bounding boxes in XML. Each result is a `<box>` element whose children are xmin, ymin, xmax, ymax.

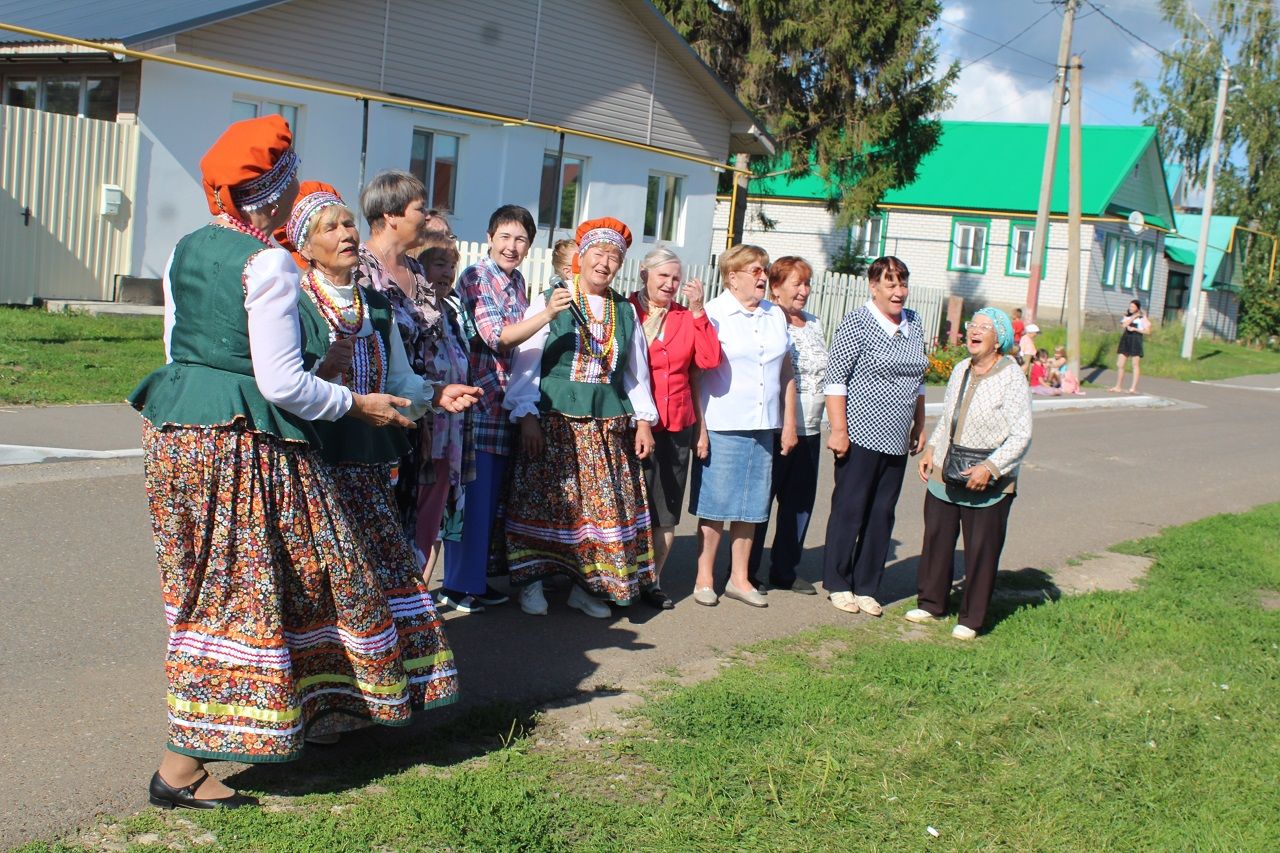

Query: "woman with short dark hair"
<box><xmin>822</xmin><ymin>255</ymin><xmax>928</xmax><ymax>617</ymax></box>
<box><xmin>442</xmin><ymin>205</ymin><xmax>574</xmax><ymax>614</ymax></box>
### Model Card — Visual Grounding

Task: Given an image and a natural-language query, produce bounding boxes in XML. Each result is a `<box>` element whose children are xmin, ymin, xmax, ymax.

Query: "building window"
<box><xmin>949</xmin><ymin>217</ymin><xmax>990</xmax><ymax>273</ymax></box>
<box><xmin>232</xmin><ymin>98</ymin><xmax>300</xmax><ymax>139</ymax></box>
<box><xmin>1007</xmin><ymin>221</ymin><xmax>1047</xmax><ymax>277</ymax></box>
<box><xmin>644</xmin><ymin>173</ymin><xmax>684</xmax><ymax>242</ymax></box>
<box><xmin>1101</xmin><ymin>234</ymin><xmax>1120</xmax><ymax>287</ymax></box>
<box><xmin>539</xmin><ymin>152</ymin><xmax>585</xmax><ymax>230</ymax></box>
<box><xmin>1137</xmin><ymin>243</ymin><xmax>1155</xmax><ymax>291</ymax></box>
<box><xmin>409</xmin><ymin>129</ymin><xmax>460</xmax><ymax>213</ymax></box>
<box><xmin>851</xmin><ymin>215</ymin><xmax>885</xmax><ymax>259</ymax></box>
<box><xmin>2</xmin><ymin>74</ymin><xmax>119</xmax><ymax>121</ymax></box>
<box><xmin>1120</xmin><ymin>240</ymin><xmax>1137</xmax><ymax>290</ymax></box>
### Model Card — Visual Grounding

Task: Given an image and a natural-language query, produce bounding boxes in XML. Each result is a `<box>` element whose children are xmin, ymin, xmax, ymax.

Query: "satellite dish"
<box><xmin>1127</xmin><ymin>211</ymin><xmax>1147</xmax><ymax>235</ymax></box>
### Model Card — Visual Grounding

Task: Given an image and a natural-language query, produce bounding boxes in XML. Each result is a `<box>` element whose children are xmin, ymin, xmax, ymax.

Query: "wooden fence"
<box><xmin>456</xmin><ymin>242</ymin><xmax>948</xmax><ymax>347</ymax></box>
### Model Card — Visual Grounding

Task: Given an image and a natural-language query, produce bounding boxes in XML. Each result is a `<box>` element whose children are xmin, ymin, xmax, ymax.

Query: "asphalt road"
<box><xmin>2</xmin><ymin>373</ymin><xmax>1278</xmax><ymax>847</ymax></box>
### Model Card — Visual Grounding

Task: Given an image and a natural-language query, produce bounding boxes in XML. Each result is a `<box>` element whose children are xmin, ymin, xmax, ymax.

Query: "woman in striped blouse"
<box><xmin>821</xmin><ymin>256</ymin><xmax>928</xmax><ymax>617</ymax></box>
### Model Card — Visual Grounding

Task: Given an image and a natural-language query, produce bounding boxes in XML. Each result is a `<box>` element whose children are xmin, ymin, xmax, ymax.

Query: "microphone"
<box><xmin>553</xmin><ymin>277</ymin><xmax>589</xmax><ymax>326</ymax></box>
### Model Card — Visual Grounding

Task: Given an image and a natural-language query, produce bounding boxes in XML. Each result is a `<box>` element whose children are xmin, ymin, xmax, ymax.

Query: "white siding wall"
<box><xmin>715</xmin><ymin>198</ymin><xmax>1170</xmax><ymax>325</ymax></box>
<box><xmin>176</xmin><ymin>0</ymin><xmax>733</xmax><ymax>161</ymax></box>
<box><xmin>132</xmin><ymin>62</ymin><xmax>720</xmax><ymax>277</ymax></box>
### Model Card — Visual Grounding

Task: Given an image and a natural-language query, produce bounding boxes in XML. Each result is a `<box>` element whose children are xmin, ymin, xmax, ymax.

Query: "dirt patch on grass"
<box><xmin>1258</xmin><ymin>589</ymin><xmax>1280</xmax><ymax>611</ymax></box>
<box><xmin>1051</xmin><ymin>552</ymin><xmax>1153</xmax><ymax>594</ymax></box>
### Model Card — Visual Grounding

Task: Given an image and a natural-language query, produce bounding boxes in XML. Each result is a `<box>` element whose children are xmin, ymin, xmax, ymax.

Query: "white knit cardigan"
<box><xmin>928</xmin><ymin>356</ymin><xmax>1033</xmax><ymax>479</ymax></box>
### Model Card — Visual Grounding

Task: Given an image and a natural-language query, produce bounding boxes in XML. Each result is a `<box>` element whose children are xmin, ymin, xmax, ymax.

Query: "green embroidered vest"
<box><xmin>297</xmin><ymin>285</ymin><xmax>409</xmax><ymax>466</ymax></box>
<box><xmin>538</xmin><ymin>287</ymin><xmax>635</xmax><ymax>419</ymax></box>
<box><xmin>128</xmin><ymin>226</ymin><xmax>317</xmax><ymax>443</ymax></box>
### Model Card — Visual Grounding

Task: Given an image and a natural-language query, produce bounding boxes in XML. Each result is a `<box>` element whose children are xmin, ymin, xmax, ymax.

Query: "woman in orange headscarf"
<box><xmin>129</xmin><ymin>116</ymin><xmax>469</xmax><ymax>810</ymax></box>
<box><xmin>501</xmin><ymin>217</ymin><xmax>659</xmax><ymax>618</ymax></box>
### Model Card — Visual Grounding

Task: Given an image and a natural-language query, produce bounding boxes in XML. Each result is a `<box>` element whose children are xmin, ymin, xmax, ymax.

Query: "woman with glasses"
<box><xmin>908</xmin><ymin>308</ymin><xmax>1032</xmax><ymax>639</ymax></box>
<box><xmin>822</xmin><ymin>256</ymin><xmax>928</xmax><ymax>617</ymax></box>
<box><xmin>690</xmin><ymin>244</ymin><xmax>798</xmax><ymax>608</ymax></box>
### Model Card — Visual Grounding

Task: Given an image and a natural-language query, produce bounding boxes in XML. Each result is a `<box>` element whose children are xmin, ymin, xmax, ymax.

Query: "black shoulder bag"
<box><xmin>941</xmin><ymin>364</ymin><xmax>1000</xmax><ymax>489</ymax></box>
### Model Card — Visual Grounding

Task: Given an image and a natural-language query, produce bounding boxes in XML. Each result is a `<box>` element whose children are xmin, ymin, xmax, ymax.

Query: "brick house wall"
<box><xmin>714</xmin><ymin>198</ymin><xmax>1167</xmax><ymax>328</ymax></box>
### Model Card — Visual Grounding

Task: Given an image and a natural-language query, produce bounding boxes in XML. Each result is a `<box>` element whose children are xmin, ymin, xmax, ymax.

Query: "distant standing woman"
<box><xmin>1109</xmin><ymin>299</ymin><xmax>1149</xmax><ymax>393</ymax></box>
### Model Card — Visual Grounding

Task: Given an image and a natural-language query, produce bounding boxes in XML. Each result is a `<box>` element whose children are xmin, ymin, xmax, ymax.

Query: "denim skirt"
<box><xmin>688</xmin><ymin>429</ymin><xmax>774</xmax><ymax>523</ymax></box>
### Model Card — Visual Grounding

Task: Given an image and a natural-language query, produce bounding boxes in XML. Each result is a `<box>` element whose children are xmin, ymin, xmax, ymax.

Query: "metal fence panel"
<box><xmin>0</xmin><ymin>104</ymin><xmax>138</xmax><ymax>304</ymax></box>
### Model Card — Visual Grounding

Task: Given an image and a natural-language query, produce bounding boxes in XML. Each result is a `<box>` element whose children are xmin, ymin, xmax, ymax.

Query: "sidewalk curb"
<box><xmin>924</xmin><ymin>394</ymin><xmax>1170</xmax><ymax>417</ymax></box>
<box><xmin>0</xmin><ymin>445</ymin><xmax>143</xmax><ymax>466</ymax></box>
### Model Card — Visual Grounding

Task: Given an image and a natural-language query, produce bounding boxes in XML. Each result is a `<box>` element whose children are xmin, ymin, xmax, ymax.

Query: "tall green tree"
<box><xmin>653</xmin><ymin>0</ymin><xmax>956</xmax><ymax>241</ymax></box>
<box><xmin>1136</xmin><ymin>0</ymin><xmax>1280</xmax><ymax>341</ymax></box>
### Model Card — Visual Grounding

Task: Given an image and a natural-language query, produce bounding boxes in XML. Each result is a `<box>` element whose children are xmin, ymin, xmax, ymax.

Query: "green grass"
<box><xmin>19</xmin><ymin>505</ymin><xmax>1280</xmax><ymax>852</ymax></box>
<box><xmin>1035</xmin><ymin>321</ymin><xmax>1280</xmax><ymax>382</ymax></box>
<box><xmin>0</xmin><ymin>307</ymin><xmax>164</xmax><ymax>405</ymax></box>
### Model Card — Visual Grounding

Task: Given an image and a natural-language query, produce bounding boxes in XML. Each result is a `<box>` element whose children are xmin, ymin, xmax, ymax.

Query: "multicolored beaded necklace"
<box><xmin>576</xmin><ymin>286</ymin><xmax>616</xmax><ymax>370</ymax></box>
<box><xmin>301</xmin><ymin>268</ymin><xmax>365</xmax><ymax>337</ymax></box>
<box><xmin>301</xmin><ymin>269</ymin><xmax>385</xmax><ymax>394</ymax></box>
<box><xmin>217</xmin><ymin>213</ymin><xmax>271</xmax><ymax>246</ymax></box>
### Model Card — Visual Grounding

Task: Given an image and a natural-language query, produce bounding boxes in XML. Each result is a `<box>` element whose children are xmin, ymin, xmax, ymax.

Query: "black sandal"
<box><xmin>148</xmin><ymin>770</ymin><xmax>257</xmax><ymax>810</ymax></box>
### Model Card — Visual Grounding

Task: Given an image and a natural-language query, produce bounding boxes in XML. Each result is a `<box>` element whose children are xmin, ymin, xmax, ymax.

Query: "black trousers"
<box><xmin>916</xmin><ymin>491</ymin><xmax>1015</xmax><ymax>630</ymax></box>
<box><xmin>747</xmin><ymin>433</ymin><xmax>823</xmax><ymax>587</ymax></box>
<box><xmin>821</xmin><ymin>444</ymin><xmax>908</xmax><ymax>597</ymax></box>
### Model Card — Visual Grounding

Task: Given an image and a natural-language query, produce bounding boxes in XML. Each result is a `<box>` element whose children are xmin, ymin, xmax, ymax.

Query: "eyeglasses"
<box><xmin>964</xmin><ymin>322</ymin><xmax>996</xmax><ymax>333</ymax></box>
<box><xmin>732</xmin><ymin>266</ymin><xmax>768</xmax><ymax>277</ymax></box>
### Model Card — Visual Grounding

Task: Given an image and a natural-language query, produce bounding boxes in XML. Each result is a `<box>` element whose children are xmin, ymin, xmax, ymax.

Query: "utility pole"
<box><xmin>1182</xmin><ymin>64</ymin><xmax>1230</xmax><ymax>359</ymax></box>
<box><xmin>1066</xmin><ymin>55</ymin><xmax>1083</xmax><ymax>378</ymax></box>
<box><xmin>1025</xmin><ymin>0</ymin><xmax>1079</xmax><ymax>325</ymax></box>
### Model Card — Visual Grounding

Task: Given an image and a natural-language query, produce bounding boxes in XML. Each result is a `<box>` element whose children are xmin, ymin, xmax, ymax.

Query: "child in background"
<box><xmin>1053</xmin><ymin>344</ymin><xmax>1085</xmax><ymax>395</ymax></box>
<box><xmin>1029</xmin><ymin>349</ymin><xmax>1061</xmax><ymax>396</ymax></box>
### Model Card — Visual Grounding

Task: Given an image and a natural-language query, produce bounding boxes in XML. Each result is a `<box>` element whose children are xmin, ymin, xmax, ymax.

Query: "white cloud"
<box><xmin>940</xmin><ymin>3</ymin><xmax>968</xmax><ymax>26</ymax></box>
<box><xmin>942</xmin><ymin>62</ymin><xmax>1055</xmax><ymax>123</ymax></box>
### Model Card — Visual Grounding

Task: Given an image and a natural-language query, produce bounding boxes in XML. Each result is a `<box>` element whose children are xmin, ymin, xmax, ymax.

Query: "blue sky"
<box><xmin>936</xmin><ymin>0</ymin><xmax>1205</xmax><ymax>125</ymax></box>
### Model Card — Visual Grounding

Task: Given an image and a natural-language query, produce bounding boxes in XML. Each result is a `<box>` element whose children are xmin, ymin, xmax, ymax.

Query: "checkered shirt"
<box><xmin>457</xmin><ymin>256</ymin><xmax>529</xmax><ymax>455</ymax></box>
<box><xmin>823</xmin><ymin>305</ymin><xmax>928</xmax><ymax>455</ymax></box>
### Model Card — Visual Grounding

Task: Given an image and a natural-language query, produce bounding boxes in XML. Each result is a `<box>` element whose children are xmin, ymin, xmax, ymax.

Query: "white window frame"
<box><xmin>1008</xmin><ymin>224</ymin><xmax>1036</xmax><ymax>275</ymax></box>
<box><xmin>409</xmin><ymin>128</ymin><xmax>461</xmax><ymax>214</ymax></box>
<box><xmin>949</xmin><ymin>218</ymin><xmax>989</xmax><ymax>272</ymax></box>
<box><xmin>232</xmin><ymin>97</ymin><xmax>302</xmax><ymax>141</ymax></box>
<box><xmin>1102</xmin><ymin>234</ymin><xmax>1121</xmax><ymax>287</ymax></box>
<box><xmin>644</xmin><ymin>172</ymin><xmax>685</xmax><ymax>242</ymax></box>
<box><xmin>538</xmin><ymin>151</ymin><xmax>586</xmax><ymax>230</ymax></box>
<box><xmin>851</xmin><ymin>215</ymin><xmax>885</xmax><ymax>259</ymax></box>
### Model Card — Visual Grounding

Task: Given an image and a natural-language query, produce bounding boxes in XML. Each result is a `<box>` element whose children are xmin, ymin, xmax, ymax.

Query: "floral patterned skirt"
<box><xmin>505</xmin><ymin>414</ymin><xmax>656</xmax><ymax>603</ymax></box>
<box><xmin>142</xmin><ymin>422</ymin><xmax>457</xmax><ymax>763</ymax></box>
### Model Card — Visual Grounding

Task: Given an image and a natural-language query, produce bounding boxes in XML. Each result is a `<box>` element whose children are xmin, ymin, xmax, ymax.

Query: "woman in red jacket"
<box><xmin>629</xmin><ymin>247</ymin><xmax>721</xmax><ymax>609</ymax></box>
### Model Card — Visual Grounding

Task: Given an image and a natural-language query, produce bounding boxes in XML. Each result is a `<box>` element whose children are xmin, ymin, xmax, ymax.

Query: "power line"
<box><xmin>1085</xmin><ymin>0</ymin><xmax>1175</xmax><ymax>61</ymax></box>
<box><xmin>957</xmin><ymin>8</ymin><xmax>1059</xmax><ymax>71</ymax></box>
<box><xmin>939</xmin><ymin>18</ymin><xmax>1059</xmax><ymax>68</ymax></box>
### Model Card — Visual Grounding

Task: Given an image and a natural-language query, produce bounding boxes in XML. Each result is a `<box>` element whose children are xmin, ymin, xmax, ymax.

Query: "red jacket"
<box><xmin>629</xmin><ymin>295</ymin><xmax>722</xmax><ymax>432</ymax></box>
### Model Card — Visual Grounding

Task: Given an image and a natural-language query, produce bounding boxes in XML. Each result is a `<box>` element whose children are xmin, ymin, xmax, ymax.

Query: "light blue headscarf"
<box><xmin>975</xmin><ymin>307</ymin><xmax>1015</xmax><ymax>353</ymax></box>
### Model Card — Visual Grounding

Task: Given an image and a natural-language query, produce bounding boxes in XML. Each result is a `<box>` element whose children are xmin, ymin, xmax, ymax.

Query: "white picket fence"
<box><xmin>455</xmin><ymin>242</ymin><xmax>947</xmax><ymax>347</ymax></box>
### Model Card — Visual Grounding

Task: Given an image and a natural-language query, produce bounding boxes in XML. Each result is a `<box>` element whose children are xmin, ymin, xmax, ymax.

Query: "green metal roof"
<box><xmin>1165</xmin><ymin>213</ymin><xmax>1240</xmax><ymax>291</ymax></box>
<box><xmin>750</xmin><ymin>121</ymin><xmax>1171</xmax><ymax>226</ymax></box>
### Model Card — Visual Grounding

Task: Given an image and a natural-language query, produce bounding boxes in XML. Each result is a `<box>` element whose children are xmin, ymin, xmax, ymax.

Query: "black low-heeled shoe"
<box><xmin>149</xmin><ymin>771</ymin><xmax>257</xmax><ymax>810</ymax></box>
<box><xmin>642</xmin><ymin>587</ymin><xmax>675</xmax><ymax>610</ymax></box>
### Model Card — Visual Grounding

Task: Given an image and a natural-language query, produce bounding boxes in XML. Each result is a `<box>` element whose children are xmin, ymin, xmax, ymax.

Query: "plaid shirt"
<box><xmin>458</xmin><ymin>256</ymin><xmax>529</xmax><ymax>455</ymax></box>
